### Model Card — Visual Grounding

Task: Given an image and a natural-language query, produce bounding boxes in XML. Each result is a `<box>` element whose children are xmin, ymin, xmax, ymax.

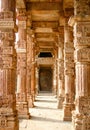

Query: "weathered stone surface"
<box><xmin>71</xmin><ymin>0</ymin><xmax>90</xmax><ymax>130</ymax></box>
<box><xmin>0</xmin><ymin>0</ymin><xmax>19</xmax><ymax>130</ymax></box>
<box><xmin>63</xmin><ymin>19</ymin><xmax>75</xmax><ymax>121</ymax></box>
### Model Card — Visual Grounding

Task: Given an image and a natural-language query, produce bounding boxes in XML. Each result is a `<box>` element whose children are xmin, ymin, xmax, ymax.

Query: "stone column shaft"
<box><xmin>0</xmin><ymin>0</ymin><xmax>19</xmax><ymax>130</ymax></box>
<box><xmin>57</xmin><ymin>27</ymin><xmax>65</xmax><ymax>109</ymax></box>
<box><xmin>35</xmin><ymin>67</ymin><xmax>39</xmax><ymax>96</ymax></box>
<box><xmin>53</xmin><ymin>57</ymin><xmax>57</xmax><ymax>95</ymax></box>
<box><xmin>31</xmin><ymin>40</ymin><xmax>36</xmax><ymax>101</ymax></box>
<box><xmin>16</xmin><ymin>9</ymin><xmax>30</xmax><ymax>119</ymax></box>
<box><xmin>69</xmin><ymin>0</ymin><xmax>90</xmax><ymax>129</ymax></box>
<box><xmin>63</xmin><ymin>19</ymin><xmax>75</xmax><ymax>121</ymax></box>
<box><xmin>27</xmin><ymin>28</ymin><xmax>34</xmax><ymax>108</ymax></box>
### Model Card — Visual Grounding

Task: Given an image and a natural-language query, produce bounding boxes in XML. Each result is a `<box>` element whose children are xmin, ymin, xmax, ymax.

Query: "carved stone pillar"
<box><xmin>57</xmin><ymin>27</ymin><xmax>65</xmax><ymax>109</ymax></box>
<box><xmin>0</xmin><ymin>0</ymin><xmax>19</xmax><ymax>130</ymax></box>
<box><xmin>69</xmin><ymin>0</ymin><xmax>90</xmax><ymax>129</ymax></box>
<box><xmin>35</xmin><ymin>67</ymin><xmax>39</xmax><ymax>96</ymax></box>
<box><xmin>31</xmin><ymin>41</ymin><xmax>36</xmax><ymax>101</ymax></box>
<box><xmin>16</xmin><ymin>9</ymin><xmax>30</xmax><ymax>119</ymax></box>
<box><xmin>63</xmin><ymin>18</ymin><xmax>75</xmax><ymax>121</ymax></box>
<box><xmin>27</xmin><ymin>28</ymin><xmax>34</xmax><ymax>108</ymax></box>
<box><xmin>53</xmin><ymin>61</ymin><xmax>57</xmax><ymax>95</ymax></box>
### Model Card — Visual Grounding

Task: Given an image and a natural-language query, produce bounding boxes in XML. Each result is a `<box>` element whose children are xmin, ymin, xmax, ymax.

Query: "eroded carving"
<box><xmin>75</xmin><ymin>48</ymin><xmax>90</xmax><ymax>62</ymax></box>
<box><xmin>74</xmin><ymin>0</ymin><xmax>90</xmax><ymax>16</ymax></box>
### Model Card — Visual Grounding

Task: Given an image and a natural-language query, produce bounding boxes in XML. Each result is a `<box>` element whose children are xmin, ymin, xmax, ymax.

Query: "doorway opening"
<box><xmin>39</xmin><ymin>67</ymin><xmax>53</xmax><ymax>92</ymax></box>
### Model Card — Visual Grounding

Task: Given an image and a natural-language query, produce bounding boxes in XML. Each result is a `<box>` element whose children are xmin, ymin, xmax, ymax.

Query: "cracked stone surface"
<box><xmin>19</xmin><ymin>93</ymin><xmax>72</xmax><ymax>130</ymax></box>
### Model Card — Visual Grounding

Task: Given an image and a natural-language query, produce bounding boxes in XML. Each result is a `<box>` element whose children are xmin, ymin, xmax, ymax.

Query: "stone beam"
<box><xmin>37</xmin><ymin>42</ymin><xmax>55</xmax><ymax>47</ymax></box>
<box><xmin>36</xmin><ymin>38</ymin><xmax>55</xmax><ymax>42</ymax></box>
<box><xmin>31</xmin><ymin>10</ymin><xmax>60</xmax><ymax>21</ymax></box>
<box><xmin>32</xmin><ymin>21</ymin><xmax>59</xmax><ymax>29</ymax></box>
<box><xmin>35</xmin><ymin>27</ymin><xmax>53</xmax><ymax>33</ymax></box>
<box><xmin>35</xmin><ymin>33</ymin><xmax>54</xmax><ymax>38</ymax></box>
<box><xmin>26</xmin><ymin>0</ymin><xmax>62</xmax><ymax>2</ymax></box>
<box><xmin>26</xmin><ymin>2</ymin><xmax>62</xmax><ymax>10</ymax></box>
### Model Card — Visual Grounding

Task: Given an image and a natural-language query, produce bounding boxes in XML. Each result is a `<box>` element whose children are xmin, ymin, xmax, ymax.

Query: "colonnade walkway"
<box><xmin>19</xmin><ymin>93</ymin><xmax>72</xmax><ymax>130</ymax></box>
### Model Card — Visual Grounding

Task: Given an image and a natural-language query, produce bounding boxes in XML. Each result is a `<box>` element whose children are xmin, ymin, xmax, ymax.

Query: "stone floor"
<box><xmin>19</xmin><ymin>93</ymin><xmax>72</xmax><ymax>130</ymax></box>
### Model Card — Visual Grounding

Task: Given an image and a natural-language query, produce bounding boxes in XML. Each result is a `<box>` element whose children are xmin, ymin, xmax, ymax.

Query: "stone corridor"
<box><xmin>0</xmin><ymin>1</ymin><xmax>90</xmax><ymax>130</ymax></box>
<box><xmin>19</xmin><ymin>93</ymin><xmax>72</xmax><ymax>130</ymax></box>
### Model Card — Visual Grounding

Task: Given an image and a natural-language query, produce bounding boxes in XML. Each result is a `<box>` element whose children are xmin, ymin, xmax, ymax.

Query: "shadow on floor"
<box><xmin>35</xmin><ymin>99</ymin><xmax>57</xmax><ymax>103</ymax></box>
<box><xmin>30</xmin><ymin>116</ymin><xmax>64</xmax><ymax>123</ymax></box>
<box><xmin>34</xmin><ymin>106</ymin><xmax>57</xmax><ymax>110</ymax></box>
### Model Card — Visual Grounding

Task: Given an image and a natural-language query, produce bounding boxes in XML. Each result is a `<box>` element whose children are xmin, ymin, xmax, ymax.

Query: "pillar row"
<box><xmin>0</xmin><ymin>0</ymin><xmax>19</xmax><ymax>130</ymax></box>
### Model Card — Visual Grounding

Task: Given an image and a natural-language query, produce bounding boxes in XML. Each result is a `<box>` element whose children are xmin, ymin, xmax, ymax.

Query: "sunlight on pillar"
<box><xmin>0</xmin><ymin>0</ymin><xmax>1</xmax><ymax>12</ymax></box>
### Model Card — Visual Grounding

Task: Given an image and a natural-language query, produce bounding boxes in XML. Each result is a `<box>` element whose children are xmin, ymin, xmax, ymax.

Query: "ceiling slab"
<box><xmin>35</xmin><ymin>27</ymin><xmax>53</xmax><ymax>33</ymax></box>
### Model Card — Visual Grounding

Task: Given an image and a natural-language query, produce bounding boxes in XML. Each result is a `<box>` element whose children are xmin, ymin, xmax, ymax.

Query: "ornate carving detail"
<box><xmin>17</xmin><ymin>54</ymin><xmax>26</xmax><ymax>74</ymax></box>
<box><xmin>75</xmin><ymin>96</ymin><xmax>90</xmax><ymax>114</ymax></box>
<box><xmin>16</xmin><ymin>93</ymin><xmax>26</xmax><ymax>102</ymax></box>
<box><xmin>18</xmin><ymin>21</ymin><xmax>26</xmax><ymax>29</ymax></box>
<box><xmin>2</xmin><ymin>47</ymin><xmax>13</xmax><ymax>55</ymax></box>
<box><xmin>74</xmin><ymin>22</ymin><xmax>90</xmax><ymax>46</ymax></box>
<box><xmin>0</xmin><ymin>115</ymin><xmax>7</xmax><ymax>127</ymax></box>
<box><xmin>72</xmin><ymin>97</ymin><xmax>90</xmax><ymax>130</ymax></box>
<box><xmin>0</xmin><ymin>21</ymin><xmax>14</xmax><ymax>28</ymax></box>
<box><xmin>74</xmin><ymin>0</ymin><xmax>90</xmax><ymax>16</ymax></box>
<box><xmin>58</xmin><ymin>60</ymin><xmax>64</xmax><ymax>80</ymax></box>
<box><xmin>75</xmin><ymin>48</ymin><xmax>90</xmax><ymax>62</ymax></box>
<box><xmin>0</xmin><ymin>95</ymin><xmax>15</xmax><ymax>108</ymax></box>
<box><xmin>17</xmin><ymin>9</ymin><xmax>26</xmax><ymax>29</ymax></box>
<box><xmin>17</xmin><ymin>9</ymin><xmax>26</xmax><ymax>17</ymax></box>
<box><xmin>37</xmin><ymin>58</ymin><xmax>55</xmax><ymax>65</ymax></box>
<box><xmin>17</xmin><ymin>40</ymin><xmax>26</xmax><ymax>49</ymax></box>
<box><xmin>0</xmin><ymin>29</ymin><xmax>14</xmax><ymax>45</ymax></box>
<box><xmin>0</xmin><ymin>11</ymin><xmax>13</xmax><ymax>21</ymax></box>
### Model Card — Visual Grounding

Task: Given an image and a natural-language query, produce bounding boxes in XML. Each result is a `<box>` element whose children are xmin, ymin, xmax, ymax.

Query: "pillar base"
<box><xmin>27</xmin><ymin>94</ymin><xmax>34</xmax><ymax>108</ymax></box>
<box><xmin>32</xmin><ymin>93</ymin><xmax>35</xmax><ymax>102</ymax></box>
<box><xmin>0</xmin><ymin>109</ymin><xmax>19</xmax><ymax>130</ymax></box>
<box><xmin>72</xmin><ymin>96</ymin><xmax>90</xmax><ymax>130</ymax></box>
<box><xmin>18</xmin><ymin>114</ymin><xmax>30</xmax><ymax>119</ymax></box>
<box><xmin>63</xmin><ymin>102</ymin><xmax>75</xmax><ymax>121</ymax></box>
<box><xmin>16</xmin><ymin>101</ymin><xmax>30</xmax><ymax>119</ymax></box>
<box><xmin>0</xmin><ymin>125</ymin><xmax>19</xmax><ymax>130</ymax></box>
<box><xmin>72</xmin><ymin>111</ymin><xmax>90</xmax><ymax>130</ymax></box>
<box><xmin>57</xmin><ymin>96</ymin><xmax>64</xmax><ymax>109</ymax></box>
